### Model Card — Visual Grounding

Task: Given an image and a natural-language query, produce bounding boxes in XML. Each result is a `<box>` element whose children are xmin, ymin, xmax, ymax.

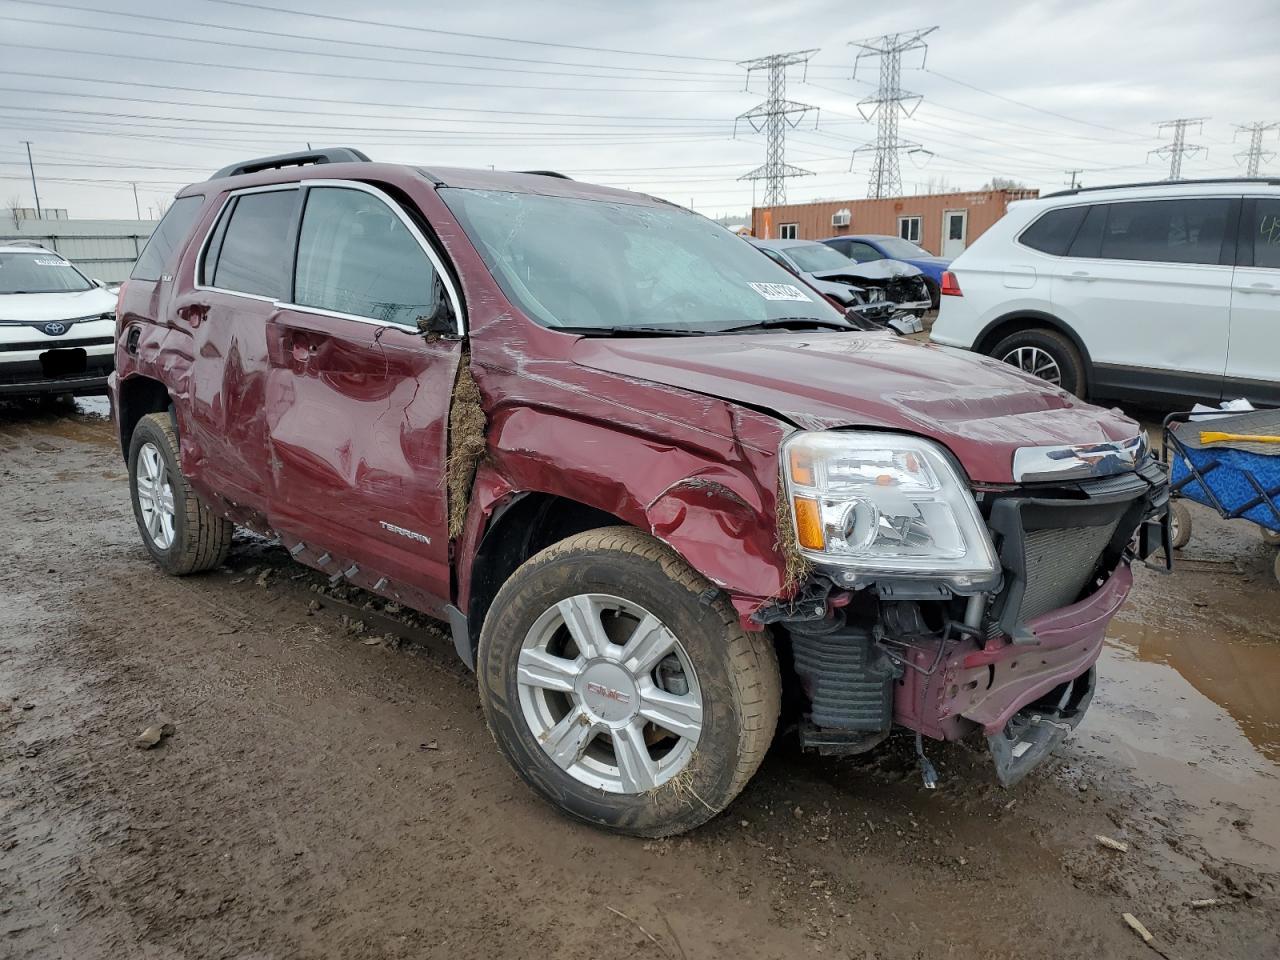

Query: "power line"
<box><xmin>734</xmin><ymin>50</ymin><xmax>820</xmax><ymax>207</ymax></box>
<box><xmin>0</xmin><ymin>41</ymin><xmax>732</xmax><ymax>96</ymax></box>
<box><xmin>847</xmin><ymin>26</ymin><xmax>937</xmax><ymax>198</ymax></box>
<box><xmin>206</xmin><ymin>0</ymin><xmax>739</xmax><ymax>63</ymax></box>
<box><xmin>0</xmin><ymin>9</ymin><xmax>735</xmax><ymax>85</ymax></box>
<box><xmin>1149</xmin><ymin>118</ymin><xmax>1209</xmax><ymax>179</ymax></box>
<box><xmin>4</xmin><ymin>0</ymin><xmax>743</xmax><ymax>78</ymax></box>
<box><xmin>1234</xmin><ymin>121</ymin><xmax>1279</xmax><ymax>177</ymax></box>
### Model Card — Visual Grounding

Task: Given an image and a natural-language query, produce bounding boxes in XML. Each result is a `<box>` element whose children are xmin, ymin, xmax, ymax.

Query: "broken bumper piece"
<box><xmin>986</xmin><ymin>666</ymin><xmax>1095</xmax><ymax>787</ymax></box>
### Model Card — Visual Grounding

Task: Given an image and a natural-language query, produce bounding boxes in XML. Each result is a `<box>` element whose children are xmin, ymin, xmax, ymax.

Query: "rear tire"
<box><xmin>1169</xmin><ymin>500</ymin><xmax>1193</xmax><ymax>550</ymax></box>
<box><xmin>477</xmin><ymin>526</ymin><xmax>780</xmax><ymax>837</ymax></box>
<box><xmin>991</xmin><ymin>327</ymin><xmax>1087</xmax><ymax>399</ymax></box>
<box><xmin>128</xmin><ymin>412</ymin><xmax>233</xmax><ymax>575</ymax></box>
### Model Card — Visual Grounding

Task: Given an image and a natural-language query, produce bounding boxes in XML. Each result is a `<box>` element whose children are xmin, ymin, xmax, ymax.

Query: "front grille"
<box><xmin>0</xmin><ymin>336</ymin><xmax>114</xmax><ymax>352</ymax></box>
<box><xmin>986</xmin><ymin>459</ymin><xmax>1165</xmax><ymax>640</ymax></box>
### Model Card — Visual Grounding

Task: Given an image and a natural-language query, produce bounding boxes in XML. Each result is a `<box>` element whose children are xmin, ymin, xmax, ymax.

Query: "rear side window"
<box><xmin>1096</xmin><ymin>198</ymin><xmax>1231</xmax><ymax>265</ymax></box>
<box><xmin>1244</xmin><ymin>197</ymin><xmax>1280</xmax><ymax>269</ymax></box>
<box><xmin>131</xmin><ymin>194</ymin><xmax>204</xmax><ymax>281</ymax></box>
<box><xmin>293</xmin><ymin>186</ymin><xmax>439</xmax><ymax>326</ymax></box>
<box><xmin>206</xmin><ymin>189</ymin><xmax>298</xmax><ymax>299</ymax></box>
<box><xmin>1018</xmin><ymin>206</ymin><xmax>1087</xmax><ymax>256</ymax></box>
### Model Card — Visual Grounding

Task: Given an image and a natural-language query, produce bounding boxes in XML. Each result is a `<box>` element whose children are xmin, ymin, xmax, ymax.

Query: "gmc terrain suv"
<box><xmin>111</xmin><ymin>149</ymin><xmax>1170</xmax><ymax>836</ymax></box>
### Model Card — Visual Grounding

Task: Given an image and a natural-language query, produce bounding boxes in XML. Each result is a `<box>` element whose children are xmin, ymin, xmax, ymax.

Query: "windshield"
<box><xmin>0</xmin><ymin>251</ymin><xmax>94</xmax><ymax>294</ymax></box>
<box><xmin>782</xmin><ymin>242</ymin><xmax>857</xmax><ymax>273</ymax></box>
<box><xmin>876</xmin><ymin>237</ymin><xmax>931</xmax><ymax>259</ymax></box>
<box><xmin>441</xmin><ymin>189</ymin><xmax>846</xmax><ymax>333</ymax></box>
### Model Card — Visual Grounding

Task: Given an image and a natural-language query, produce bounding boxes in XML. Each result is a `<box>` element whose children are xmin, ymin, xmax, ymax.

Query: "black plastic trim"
<box><xmin>210</xmin><ymin>148</ymin><xmax>370</xmax><ymax>181</ymax></box>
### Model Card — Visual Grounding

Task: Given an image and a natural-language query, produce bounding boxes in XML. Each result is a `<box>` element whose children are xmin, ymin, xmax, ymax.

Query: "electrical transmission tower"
<box><xmin>735</xmin><ymin>49</ymin><xmax>820</xmax><ymax>208</ymax></box>
<box><xmin>1149</xmin><ymin>118</ymin><xmax>1208</xmax><ymax>180</ymax></box>
<box><xmin>1235</xmin><ymin>121</ymin><xmax>1279</xmax><ymax>176</ymax></box>
<box><xmin>848</xmin><ymin>26</ymin><xmax>937</xmax><ymax>199</ymax></box>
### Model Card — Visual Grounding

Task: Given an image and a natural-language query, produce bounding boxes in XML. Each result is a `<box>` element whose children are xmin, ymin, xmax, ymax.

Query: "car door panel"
<box><xmin>1226</xmin><ymin>197</ymin><xmax>1280</xmax><ymax>405</ymax></box>
<box><xmin>265</xmin><ymin>310</ymin><xmax>460</xmax><ymax>610</ymax></box>
<box><xmin>1051</xmin><ymin>198</ymin><xmax>1234</xmax><ymax>403</ymax></box>
<box><xmin>178</xmin><ymin>187</ymin><xmax>300</xmax><ymax>515</ymax></box>
<box><xmin>265</xmin><ymin>182</ymin><xmax>462</xmax><ymax>611</ymax></box>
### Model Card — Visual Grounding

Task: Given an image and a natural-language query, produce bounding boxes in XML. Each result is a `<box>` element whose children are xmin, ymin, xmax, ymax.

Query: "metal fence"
<box><xmin>1</xmin><ymin>218</ymin><xmax>159</xmax><ymax>283</ymax></box>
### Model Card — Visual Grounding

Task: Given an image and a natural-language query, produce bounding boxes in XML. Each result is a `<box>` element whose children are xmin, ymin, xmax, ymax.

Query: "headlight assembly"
<box><xmin>783</xmin><ymin>431</ymin><xmax>1000</xmax><ymax>592</ymax></box>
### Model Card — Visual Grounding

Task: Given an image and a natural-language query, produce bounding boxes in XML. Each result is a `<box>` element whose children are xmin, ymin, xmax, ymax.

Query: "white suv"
<box><xmin>0</xmin><ymin>243</ymin><xmax>119</xmax><ymax>397</ymax></box>
<box><xmin>930</xmin><ymin>179</ymin><xmax>1280</xmax><ymax>406</ymax></box>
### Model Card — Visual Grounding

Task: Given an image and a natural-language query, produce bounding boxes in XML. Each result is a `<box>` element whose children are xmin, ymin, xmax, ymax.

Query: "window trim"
<box><xmin>897</xmin><ymin>215</ymin><xmax>922</xmax><ymax>243</ymax></box>
<box><xmin>778</xmin><ymin>222</ymin><xmax>798</xmax><ymax>240</ymax></box>
<box><xmin>286</xmin><ymin>179</ymin><xmax>464</xmax><ymax>336</ymax></box>
<box><xmin>193</xmin><ymin>179</ymin><xmax>465</xmax><ymax>336</ymax></box>
<box><xmin>195</xmin><ymin>183</ymin><xmax>300</xmax><ymax>304</ymax></box>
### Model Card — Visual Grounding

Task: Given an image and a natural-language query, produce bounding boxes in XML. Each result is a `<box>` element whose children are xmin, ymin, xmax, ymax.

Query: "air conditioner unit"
<box><xmin>831</xmin><ymin>209</ymin><xmax>851</xmax><ymax>227</ymax></box>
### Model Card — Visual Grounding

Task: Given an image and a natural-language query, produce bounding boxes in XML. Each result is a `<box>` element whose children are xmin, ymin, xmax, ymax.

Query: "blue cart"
<box><xmin>1162</xmin><ymin>409</ymin><xmax>1280</xmax><ymax>583</ymax></box>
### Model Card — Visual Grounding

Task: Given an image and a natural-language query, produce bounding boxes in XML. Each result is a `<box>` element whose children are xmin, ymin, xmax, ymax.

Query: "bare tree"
<box><xmin>982</xmin><ymin>177</ymin><xmax>1030</xmax><ymax>191</ymax></box>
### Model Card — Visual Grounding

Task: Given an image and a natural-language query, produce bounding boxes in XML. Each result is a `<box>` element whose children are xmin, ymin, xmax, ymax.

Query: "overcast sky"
<box><xmin>1</xmin><ymin>0</ymin><xmax>1277</xmax><ymax>221</ymax></box>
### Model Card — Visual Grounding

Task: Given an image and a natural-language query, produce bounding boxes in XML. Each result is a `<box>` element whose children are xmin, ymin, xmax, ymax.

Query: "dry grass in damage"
<box><xmin>775</xmin><ymin>474</ymin><xmax>813</xmax><ymax>590</ymax></box>
<box><xmin>447</xmin><ymin>352</ymin><xmax>486</xmax><ymax>539</ymax></box>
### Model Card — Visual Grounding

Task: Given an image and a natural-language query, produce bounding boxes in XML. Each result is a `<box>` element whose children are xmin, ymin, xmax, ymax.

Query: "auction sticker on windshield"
<box><xmin>747</xmin><ymin>282</ymin><xmax>812</xmax><ymax>302</ymax></box>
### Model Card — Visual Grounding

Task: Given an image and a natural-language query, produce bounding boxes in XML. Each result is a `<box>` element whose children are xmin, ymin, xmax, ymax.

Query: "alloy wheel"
<box><xmin>1001</xmin><ymin>345</ymin><xmax>1062</xmax><ymax>385</ymax></box>
<box><xmin>135</xmin><ymin>441</ymin><xmax>176</xmax><ymax>550</ymax></box>
<box><xmin>516</xmin><ymin>593</ymin><xmax>703</xmax><ymax>794</ymax></box>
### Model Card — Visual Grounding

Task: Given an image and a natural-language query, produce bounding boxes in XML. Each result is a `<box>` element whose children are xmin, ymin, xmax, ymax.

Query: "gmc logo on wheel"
<box><xmin>586</xmin><ymin>681</ymin><xmax>630</xmax><ymax>704</ymax></box>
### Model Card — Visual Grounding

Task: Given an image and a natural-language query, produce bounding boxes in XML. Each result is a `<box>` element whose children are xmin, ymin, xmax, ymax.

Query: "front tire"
<box><xmin>477</xmin><ymin>527</ymin><xmax>780</xmax><ymax>837</ymax></box>
<box><xmin>991</xmin><ymin>327</ymin><xmax>1087</xmax><ymax>399</ymax></box>
<box><xmin>128</xmin><ymin>412</ymin><xmax>233</xmax><ymax>575</ymax></box>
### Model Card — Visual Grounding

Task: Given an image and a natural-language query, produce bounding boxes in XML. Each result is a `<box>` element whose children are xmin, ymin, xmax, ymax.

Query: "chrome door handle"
<box><xmin>1065</xmin><ymin>271</ymin><xmax>1095</xmax><ymax>281</ymax></box>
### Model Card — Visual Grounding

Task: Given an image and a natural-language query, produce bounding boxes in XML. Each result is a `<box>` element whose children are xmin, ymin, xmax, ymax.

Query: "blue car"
<box><xmin>821</xmin><ymin>234</ymin><xmax>951</xmax><ymax>307</ymax></box>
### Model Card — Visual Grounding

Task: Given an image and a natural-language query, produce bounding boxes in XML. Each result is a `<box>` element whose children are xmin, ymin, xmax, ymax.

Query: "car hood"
<box><xmin>0</xmin><ymin>287</ymin><xmax>118</xmax><ymax>322</ymax></box>
<box><xmin>908</xmin><ymin>256</ymin><xmax>950</xmax><ymax>267</ymax></box>
<box><xmin>571</xmin><ymin>332</ymin><xmax>1137</xmax><ymax>484</ymax></box>
<box><xmin>811</xmin><ymin>261</ymin><xmax>923</xmax><ymax>282</ymax></box>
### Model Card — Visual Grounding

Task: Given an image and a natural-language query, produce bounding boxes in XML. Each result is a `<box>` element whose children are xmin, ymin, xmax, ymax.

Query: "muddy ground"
<box><xmin>2</xmin><ymin>397</ymin><xmax>1278</xmax><ymax>960</ymax></box>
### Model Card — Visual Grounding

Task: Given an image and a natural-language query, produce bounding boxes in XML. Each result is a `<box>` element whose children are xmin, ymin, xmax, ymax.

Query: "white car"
<box><xmin>930</xmin><ymin>179</ymin><xmax>1280</xmax><ymax>406</ymax></box>
<box><xmin>0</xmin><ymin>243</ymin><xmax>119</xmax><ymax>397</ymax></box>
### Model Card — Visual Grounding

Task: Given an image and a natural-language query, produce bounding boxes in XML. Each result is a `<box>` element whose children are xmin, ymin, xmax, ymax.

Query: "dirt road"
<box><xmin>2</xmin><ymin>398</ymin><xmax>1278</xmax><ymax>960</ymax></box>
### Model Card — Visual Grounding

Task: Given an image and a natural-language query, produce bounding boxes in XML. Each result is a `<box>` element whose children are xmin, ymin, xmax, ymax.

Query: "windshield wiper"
<box><xmin>717</xmin><ymin>317</ymin><xmax>855</xmax><ymax>334</ymax></box>
<box><xmin>564</xmin><ymin>325</ymin><xmax>707</xmax><ymax>337</ymax></box>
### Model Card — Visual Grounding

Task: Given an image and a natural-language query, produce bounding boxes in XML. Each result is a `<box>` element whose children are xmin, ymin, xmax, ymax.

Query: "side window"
<box><xmin>1097</xmin><ymin>198</ymin><xmax>1231</xmax><ymax>265</ymax></box>
<box><xmin>131</xmin><ymin>195</ymin><xmax>204</xmax><ymax>281</ymax></box>
<box><xmin>206</xmin><ymin>190</ymin><xmax>298</xmax><ymax>299</ymax></box>
<box><xmin>1245</xmin><ymin>198</ymin><xmax>1280</xmax><ymax>269</ymax></box>
<box><xmin>779</xmin><ymin>223</ymin><xmax>798</xmax><ymax>240</ymax></box>
<box><xmin>1067</xmin><ymin>204</ymin><xmax>1106</xmax><ymax>258</ymax></box>
<box><xmin>293</xmin><ymin>186</ymin><xmax>439</xmax><ymax>327</ymax></box>
<box><xmin>759</xmin><ymin>248</ymin><xmax>794</xmax><ymax>272</ymax></box>
<box><xmin>1018</xmin><ymin>206</ymin><xmax>1088</xmax><ymax>256</ymax></box>
<box><xmin>847</xmin><ymin>241</ymin><xmax>882</xmax><ymax>261</ymax></box>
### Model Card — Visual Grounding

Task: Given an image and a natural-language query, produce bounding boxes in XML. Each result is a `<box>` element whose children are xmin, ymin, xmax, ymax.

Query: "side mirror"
<box><xmin>416</xmin><ymin>278</ymin><xmax>456</xmax><ymax>337</ymax></box>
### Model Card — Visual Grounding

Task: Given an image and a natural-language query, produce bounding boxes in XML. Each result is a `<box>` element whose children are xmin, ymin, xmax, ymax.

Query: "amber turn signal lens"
<box><xmin>789</xmin><ymin>447</ymin><xmax>815</xmax><ymax>486</ymax></box>
<box><xmin>792</xmin><ymin>496</ymin><xmax>825</xmax><ymax>550</ymax></box>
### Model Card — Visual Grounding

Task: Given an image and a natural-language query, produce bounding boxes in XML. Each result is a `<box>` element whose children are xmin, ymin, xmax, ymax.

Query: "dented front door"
<box><xmin>263</xmin><ymin>182</ymin><xmax>461</xmax><ymax>612</ymax></box>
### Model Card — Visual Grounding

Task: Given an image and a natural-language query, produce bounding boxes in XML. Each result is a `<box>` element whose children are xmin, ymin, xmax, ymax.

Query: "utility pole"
<box><xmin>1149</xmin><ymin>118</ymin><xmax>1208</xmax><ymax>180</ymax></box>
<box><xmin>1065</xmin><ymin>169</ymin><xmax>1084</xmax><ymax>190</ymax></box>
<box><xmin>735</xmin><ymin>49</ymin><xmax>820</xmax><ymax>209</ymax></box>
<box><xmin>848</xmin><ymin>27</ymin><xmax>938</xmax><ymax>199</ymax></box>
<box><xmin>21</xmin><ymin>140</ymin><xmax>41</xmax><ymax>218</ymax></box>
<box><xmin>1234</xmin><ymin>121</ymin><xmax>1279</xmax><ymax>177</ymax></box>
<box><xmin>131</xmin><ymin>182</ymin><xmax>142</xmax><ymax>219</ymax></box>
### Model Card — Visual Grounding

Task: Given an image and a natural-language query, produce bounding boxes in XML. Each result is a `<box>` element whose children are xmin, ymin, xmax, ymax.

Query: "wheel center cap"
<box><xmin>579</xmin><ymin>661</ymin><xmax>639</xmax><ymax>725</ymax></box>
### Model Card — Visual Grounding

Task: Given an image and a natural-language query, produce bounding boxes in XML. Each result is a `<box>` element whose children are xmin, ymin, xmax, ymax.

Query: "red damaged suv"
<box><xmin>111</xmin><ymin>149</ymin><xmax>1170</xmax><ymax>836</ymax></box>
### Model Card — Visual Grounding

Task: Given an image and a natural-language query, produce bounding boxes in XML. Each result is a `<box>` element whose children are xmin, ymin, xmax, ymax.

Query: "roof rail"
<box><xmin>1043</xmin><ymin>176</ymin><xmax>1280</xmax><ymax>198</ymax></box>
<box><xmin>4</xmin><ymin>239</ymin><xmax>50</xmax><ymax>248</ymax></box>
<box><xmin>210</xmin><ymin>147</ymin><xmax>371</xmax><ymax>181</ymax></box>
<box><xmin>518</xmin><ymin>170</ymin><xmax>573</xmax><ymax>180</ymax></box>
